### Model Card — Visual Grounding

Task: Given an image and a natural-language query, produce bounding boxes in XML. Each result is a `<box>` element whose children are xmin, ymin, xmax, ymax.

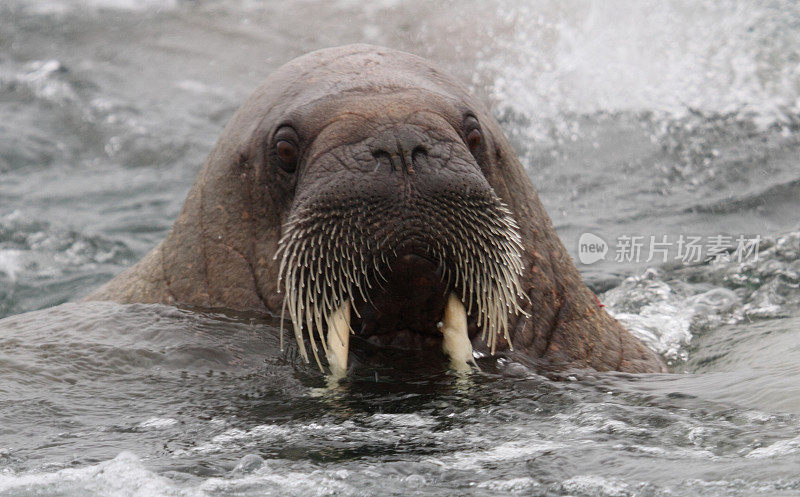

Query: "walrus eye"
<box><xmin>273</xmin><ymin>126</ymin><xmax>299</xmax><ymax>173</ymax></box>
<box><xmin>466</xmin><ymin>128</ymin><xmax>482</xmax><ymax>152</ymax></box>
<box><xmin>277</xmin><ymin>140</ymin><xmax>297</xmax><ymax>165</ymax></box>
<box><xmin>463</xmin><ymin>116</ymin><xmax>482</xmax><ymax>154</ymax></box>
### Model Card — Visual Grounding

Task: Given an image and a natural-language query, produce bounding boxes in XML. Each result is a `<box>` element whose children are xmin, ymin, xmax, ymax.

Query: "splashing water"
<box><xmin>1</xmin><ymin>1</ymin><xmax>800</xmax><ymax>495</ymax></box>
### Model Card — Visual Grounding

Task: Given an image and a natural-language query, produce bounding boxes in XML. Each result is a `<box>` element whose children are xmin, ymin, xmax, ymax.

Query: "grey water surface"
<box><xmin>1</xmin><ymin>1</ymin><xmax>800</xmax><ymax>495</ymax></box>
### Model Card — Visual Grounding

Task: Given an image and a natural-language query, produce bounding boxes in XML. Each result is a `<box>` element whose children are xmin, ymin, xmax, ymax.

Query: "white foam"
<box><xmin>0</xmin><ymin>451</ymin><xmax>355</xmax><ymax>497</ymax></box>
<box><xmin>0</xmin><ymin>452</ymin><xmax>181</xmax><ymax>497</ymax></box>
<box><xmin>0</xmin><ymin>249</ymin><xmax>26</xmax><ymax>283</ymax></box>
<box><xmin>15</xmin><ymin>60</ymin><xmax>77</xmax><ymax>104</ymax></box>
<box><xmin>136</xmin><ymin>417</ymin><xmax>178</xmax><ymax>430</ymax></box>
<box><xmin>603</xmin><ymin>269</ymin><xmax>740</xmax><ymax>363</ymax></box>
<box><xmin>188</xmin><ymin>424</ymin><xmax>296</xmax><ymax>455</ymax></box>
<box><xmin>23</xmin><ymin>0</ymin><xmax>178</xmax><ymax>14</ymax></box>
<box><xmin>476</xmin><ymin>477</ymin><xmax>541</xmax><ymax>492</ymax></box>
<box><xmin>197</xmin><ymin>469</ymin><xmax>354</xmax><ymax>497</ymax></box>
<box><xmin>427</xmin><ymin>439</ymin><xmax>566</xmax><ymax>470</ymax></box>
<box><xmin>746</xmin><ymin>436</ymin><xmax>800</xmax><ymax>459</ymax></box>
<box><xmin>561</xmin><ymin>475</ymin><xmax>631</xmax><ymax>497</ymax></box>
<box><xmin>368</xmin><ymin>413</ymin><xmax>436</xmax><ymax>428</ymax></box>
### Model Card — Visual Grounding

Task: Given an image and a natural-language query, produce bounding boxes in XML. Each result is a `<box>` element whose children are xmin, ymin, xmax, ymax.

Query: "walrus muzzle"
<box><xmin>275</xmin><ymin>121</ymin><xmax>528</xmax><ymax>374</ymax></box>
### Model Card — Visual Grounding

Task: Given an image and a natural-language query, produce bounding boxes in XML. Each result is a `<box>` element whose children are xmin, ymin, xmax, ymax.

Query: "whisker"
<box><xmin>276</xmin><ymin>189</ymin><xmax>528</xmax><ymax>371</ymax></box>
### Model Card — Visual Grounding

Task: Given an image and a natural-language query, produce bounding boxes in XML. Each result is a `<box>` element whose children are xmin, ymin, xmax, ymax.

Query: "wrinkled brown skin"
<box><xmin>85</xmin><ymin>44</ymin><xmax>666</xmax><ymax>374</ymax></box>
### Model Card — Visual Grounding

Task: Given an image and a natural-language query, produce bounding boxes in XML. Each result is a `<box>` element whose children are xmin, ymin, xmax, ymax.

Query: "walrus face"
<box><xmin>273</xmin><ymin>90</ymin><xmax>527</xmax><ymax>373</ymax></box>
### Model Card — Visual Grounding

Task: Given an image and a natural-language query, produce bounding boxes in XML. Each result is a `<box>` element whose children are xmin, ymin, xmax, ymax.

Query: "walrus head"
<box><xmin>272</xmin><ymin>81</ymin><xmax>530</xmax><ymax>371</ymax></box>
<box><xmin>86</xmin><ymin>44</ymin><xmax>666</xmax><ymax>374</ymax></box>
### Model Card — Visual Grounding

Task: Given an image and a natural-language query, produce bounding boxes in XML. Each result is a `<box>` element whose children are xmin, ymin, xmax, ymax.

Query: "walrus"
<box><xmin>85</xmin><ymin>44</ymin><xmax>666</xmax><ymax>375</ymax></box>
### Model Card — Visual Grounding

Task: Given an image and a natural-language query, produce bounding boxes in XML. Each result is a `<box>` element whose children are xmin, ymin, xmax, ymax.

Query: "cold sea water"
<box><xmin>1</xmin><ymin>1</ymin><xmax>800</xmax><ymax>495</ymax></box>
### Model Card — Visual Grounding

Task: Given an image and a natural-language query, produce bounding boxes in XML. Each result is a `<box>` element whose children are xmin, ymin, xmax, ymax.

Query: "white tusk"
<box><xmin>440</xmin><ymin>293</ymin><xmax>478</xmax><ymax>372</ymax></box>
<box><xmin>326</xmin><ymin>300</ymin><xmax>351</xmax><ymax>378</ymax></box>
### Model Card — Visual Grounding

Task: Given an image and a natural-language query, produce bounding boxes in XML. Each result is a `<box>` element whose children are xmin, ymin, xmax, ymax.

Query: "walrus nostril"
<box><xmin>369</xmin><ymin>128</ymin><xmax>429</xmax><ymax>175</ymax></box>
<box><xmin>411</xmin><ymin>145</ymin><xmax>427</xmax><ymax>169</ymax></box>
<box><xmin>370</xmin><ymin>147</ymin><xmax>417</xmax><ymax>175</ymax></box>
<box><xmin>371</xmin><ymin>150</ymin><xmax>394</xmax><ymax>173</ymax></box>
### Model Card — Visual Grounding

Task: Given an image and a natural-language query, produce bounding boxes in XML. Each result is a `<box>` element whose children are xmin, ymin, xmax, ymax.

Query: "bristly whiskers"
<box><xmin>274</xmin><ymin>189</ymin><xmax>529</xmax><ymax>370</ymax></box>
